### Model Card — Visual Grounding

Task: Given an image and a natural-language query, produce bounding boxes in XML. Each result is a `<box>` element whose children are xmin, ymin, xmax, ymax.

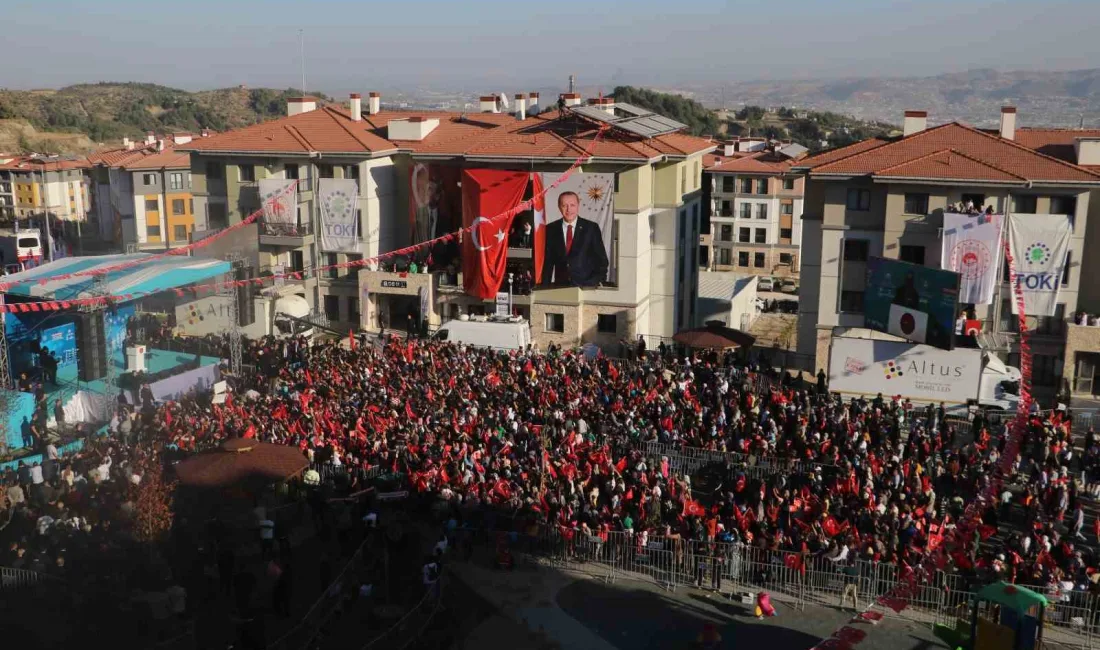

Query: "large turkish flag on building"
<box><xmin>462</xmin><ymin>170</ymin><xmax>528</xmax><ymax>300</ymax></box>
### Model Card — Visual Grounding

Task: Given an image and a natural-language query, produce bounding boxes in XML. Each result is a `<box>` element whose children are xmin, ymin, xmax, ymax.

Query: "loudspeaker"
<box><xmin>76</xmin><ymin>312</ymin><xmax>107</xmax><ymax>382</ymax></box>
<box><xmin>236</xmin><ymin>265</ymin><xmax>256</xmax><ymax>327</ymax></box>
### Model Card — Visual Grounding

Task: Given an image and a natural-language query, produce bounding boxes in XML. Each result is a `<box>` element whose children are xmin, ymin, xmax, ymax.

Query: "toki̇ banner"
<box><xmin>1007</xmin><ymin>213</ymin><xmax>1072</xmax><ymax>316</ymax></box>
<box><xmin>318</xmin><ymin>178</ymin><xmax>360</xmax><ymax>253</ymax></box>
<box><xmin>941</xmin><ymin>212</ymin><xmax>1003</xmax><ymax>305</ymax></box>
<box><xmin>259</xmin><ymin>179</ymin><xmax>297</xmax><ymax>226</ymax></box>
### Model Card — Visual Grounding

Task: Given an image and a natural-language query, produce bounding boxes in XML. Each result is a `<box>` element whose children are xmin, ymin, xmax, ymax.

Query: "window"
<box><xmin>318</xmin><ymin>164</ymin><xmax>334</xmax><ymax>179</ymax></box>
<box><xmin>720</xmin><ymin>225</ymin><xmax>732</xmax><ymax>241</ymax></box>
<box><xmin>323</xmin><ymin>295</ymin><xmax>340</xmax><ymax>321</ymax></box>
<box><xmin>1063</xmin><ymin>252</ymin><xmax>1071</xmax><ymax>285</ymax></box>
<box><xmin>1012</xmin><ymin>195</ymin><xmax>1036</xmax><ymax>213</ymax></box>
<box><xmin>903</xmin><ymin>192</ymin><xmax>929</xmax><ymax>215</ymax></box>
<box><xmin>1032</xmin><ymin>354</ymin><xmax>1062</xmax><ymax>387</ymax></box>
<box><xmin>755</xmin><ymin>228</ymin><xmax>766</xmax><ymax>244</ymax></box>
<box><xmin>900</xmin><ymin>244</ymin><xmax>926</xmax><ymax>266</ymax></box>
<box><xmin>147</xmin><ymin>224</ymin><xmax>161</xmax><ymax>238</ymax></box>
<box><xmin>325</xmin><ymin>253</ymin><xmax>339</xmax><ymax>279</ymax></box>
<box><xmin>172</xmin><ymin>225</ymin><xmax>187</xmax><ymax>241</ymax></box>
<box><xmin>348</xmin><ymin>297</ymin><xmax>360</xmax><ymax>324</ymax></box>
<box><xmin>545</xmin><ymin>313</ymin><xmax>565</xmax><ymax>332</ymax></box>
<box><xmin>190</xmin><ymin>198</ymin><xmax>194</xmax><ymax>214</ymax></box>
<box><xmin>960</xmin><ymin>193</ymin><xmax>985</xmax><ymax>210</ymax></box>
<box><xmin>718</xmin><ymin>248</ymin><xmax>732</xmax><ymax>265</ymax></box>
<box><xmin>171</xmin><ymin>198</ymin><xmax>185</xmax><ymax>215</ymax></box>
<box><xmin>208</xmin><ymin>203</ymin><xmax>227</xmax><ymax>225</ymax></box>
<box><xmin>756</xmin><ymin>179</ymin><xmax>768</xmax><ymax>195</ymax></box>
<box><xmin>843</xmin><ymin>239</ymin><xmax>869</xmax><ymax>262</ymax></box>
<box><xmin>597</xmin><ymin>314</ymin><xmax>617</xmax><ymax>333</ymax></box>
<box><xmin>142</xmin><ymin>173</ymin><xmax>158</xmax><ymax>186</ymax></box>
<box><xmin>740</xmin><ymin>203</ymin><xmax>752</xmax><ymax>219</ymax></box>
<box><xmin>1037</xmin><ymin>304</ymin><xmax>1066</xmax><ymax>337</ymax></box>
<box><xmin>1050</xmin><ymin>195</ymin><xmax>1076</xmax><ymax>217</ymax></box>
<box><xmin>779</xmin><ymin>253</ymin><xmax>793</xmax><ymax>265</ymax></box>
<box><xmin>741</xmin><ymin>178</ymin><xmax>753</xmax><ymax>193</ymax></box>
<box><xmin>722</xmin><ymin>177</ymin><xmax>734</xmax><ymax>193</ymax></box>
<box><xmin>782</xmin><ymin>178</ymin><xmax>795</xmax><ymax>191</ymax></box>
<box><xmin>840</xmin><ymin>290</ymin><xmax>865</xmax><ymax>313</ymax></box>
<box><xmin>343</xmin><ymin>165</ymin><xmax>359</xmax><ymax>180</ymax></box>
<box><xmin>290</xmin><ymin>250</ymin><xmax>305</xmax><ymax>272</ymax></box>
<box><xmin>757</xmin><ymin>204</ymin><xmax>768</xmax><ymax>219</ymax></box>
<box><xmin>754</xmin><ymin>252</ymin><xmax>765</xmax><ymax>268</ymax></box>
<box><xmin>143</xmin><ymin>198</ymin><xmax>158</xmax><ymax>212</ymax></box>
<box><xmin>345</xmin><ymin>254</ymin><xmax>362</xmax><ymax>277</ymax></box>
<box><xmin>999</xmin><ymin>299</ymin><xmax>1017</xmax><ymax>332</ymax></box>
<box><xmin>846</xmin><ymin>188</ymin><xmax>871</xmax><ymax>211</ymax></box>
<box><xmin>738</xmin><ymin>251</ymin><xmax>749</xmax><ymax>267</ymax></box>
<box><xmin>681</xmin><ymin>167</ymin><xmax>687</xmax><ymax>194</ymax></box>
<box><xmin>780</xmin><ymin>228</ymin><xmax>793</xmax><ymax>240</ymax></box>
<box><xmin>613</xmin><ymin>174</ymin><xmax>619</xmax><ymax>193</ymax></box>
<box><xmin>720</xmin><ymin>200</ymin><xmax>732</xmax><ymax>216</ymax></box>
<box><xmin>284</xmin><ymin>165</ymin><xmax>299</xmax><ymax>180</ymax></box>
<box><xmin>169</xmin><ymin>172</ymin><xmax>184</xmax><ymax>190</ymax></box>
<box><xmin>739</xmin><ymin>227</ymin><xmax>750</xmax><ymax>243</ymax></box>
<box><xmin>238</xmin><ymin>165</ymin><xmax>255</xmax><ymax>182</ymax></box>
<box><xmin>206</xmin><ymin>162</ymin><xmax>223</xmax><ymax>180</ymax></box>
<box><xmin>781</xmin><ymin>202</ymin><xmax>794</xmax><ymax>215</ymax></box>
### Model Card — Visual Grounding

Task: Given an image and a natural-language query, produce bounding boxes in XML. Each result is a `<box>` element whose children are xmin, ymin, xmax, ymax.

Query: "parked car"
<box><xmin>779</xmin><ymin>279</ymin><xmax>798</xmax><ymax>293</ymax></box>
<box><xmin>757</xmin><ymin>276</ymin><xmax>774</xmax><ymax>292</ymax></box>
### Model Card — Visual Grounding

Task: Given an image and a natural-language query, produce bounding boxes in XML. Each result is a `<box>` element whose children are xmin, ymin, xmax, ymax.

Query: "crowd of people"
<box><xmin>3</xmin><ymin>329</ymin><xmax>1100</xmax><ymax>624</ymax></box>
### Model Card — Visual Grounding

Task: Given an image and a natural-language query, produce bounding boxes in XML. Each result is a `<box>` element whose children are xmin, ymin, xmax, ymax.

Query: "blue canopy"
<box><xmin>1</xmin><ymin>254</ymin><xmax>231</xmax><ymax>302</ymax></box>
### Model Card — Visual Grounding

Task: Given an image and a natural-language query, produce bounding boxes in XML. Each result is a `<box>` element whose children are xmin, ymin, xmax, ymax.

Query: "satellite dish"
<box><xmin>498</xmin><ymin>93</ymin><xmax>510</xmax><ymax>110</ymax></box>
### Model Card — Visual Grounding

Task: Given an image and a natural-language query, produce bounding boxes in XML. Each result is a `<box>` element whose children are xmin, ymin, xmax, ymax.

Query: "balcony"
<box><xmin>260</xmin><ymin>220</ymin><xmax>314</xmax><ymax>247</ymax></box>
<box><xmin>260</xmin><ymin>264</ymin><xmax>310</xmax><ymax>287</ymax></box>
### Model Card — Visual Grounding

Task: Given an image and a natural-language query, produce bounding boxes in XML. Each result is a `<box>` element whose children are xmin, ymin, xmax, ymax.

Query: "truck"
<box><xmin>0</xmin><ymin>229</ymin><xmax>43</xmax><ymax>273</ymax></box>
<box><xmin>432</xmin><ymin>316</ymin><xmax>531</xmax><ymax>351</ymax></box>
<box><xmin>827</xmin><ymin>335</ymin><xmax>1021</xmax><ymax>413</ymax></box>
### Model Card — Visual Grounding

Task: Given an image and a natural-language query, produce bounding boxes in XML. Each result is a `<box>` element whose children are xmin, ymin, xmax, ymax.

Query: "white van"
<box><xmin>433</xmin><ymin>318</ymin><xmax>531</xmax><ymax>351</ymax></box>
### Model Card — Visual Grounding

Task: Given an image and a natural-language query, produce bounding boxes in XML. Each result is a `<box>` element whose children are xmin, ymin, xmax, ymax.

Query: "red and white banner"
<box><xmin>461</xmin><ymin>170</ymin><xmax>528</xmax><ymax>300</ymax></box>
<box><xmin>532</xmin><ymin>173</ymin><xmax>547</xmax><ymax>284</ymax></box>
<box><xmin>941</xmin><ymin>212</ymin><xmax>1003</xmax><ymax>305</ymax></box>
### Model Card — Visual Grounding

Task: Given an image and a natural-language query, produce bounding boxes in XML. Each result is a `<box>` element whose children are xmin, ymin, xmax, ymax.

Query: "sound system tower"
<box><xmin>235</xmin><ymin>265</ymin><xmax>256</xmax><ymax>327</ymax></box>
<box><xmin>76</xmin><ymin>312</ymin><xmax>108</xmax><ymax>382</ymax></box>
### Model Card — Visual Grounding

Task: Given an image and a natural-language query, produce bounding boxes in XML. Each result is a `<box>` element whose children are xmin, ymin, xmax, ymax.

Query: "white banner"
<box><xmin>1007</xmin><ymin>213</ymin><xmax>1072</xmax><ymax>316</ymax></box>
<box><xmin>318</xmin><ymin>178</ymin><xmax>360</xmax><ymax>252</ymax></box>
<box><xmin>941</xmin><ymin>212</ymin><xmax>1003</xmax><ymax>305</ymax></box>
<box><xmin>495</xmin><ymin>292</ymin><xmax>509</xmax><ymax>317</ymax></box>
<box><xmin>259</xmin><ymin>179</ymin><xmax>297</xmax><ymax>226</ymax></box>
<box><xmin>828</xmin><ymin>337</ymin><xmax>983</xmax><ymax>405</ymax></box>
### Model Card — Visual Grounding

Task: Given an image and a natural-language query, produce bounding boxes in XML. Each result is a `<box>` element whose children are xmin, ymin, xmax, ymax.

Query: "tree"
<box><xmin>132</xmin><ymin>455</ymin><xmax>177</xmax><ymax>543</ymax></box>
<box><xmin>611</xmin><ymin>86</ymin><xmax>719</xmax><ymax>136</ymax></box>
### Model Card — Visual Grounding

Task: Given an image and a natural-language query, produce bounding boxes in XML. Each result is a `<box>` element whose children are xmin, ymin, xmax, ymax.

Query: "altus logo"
<box><xmin>881</xmin><ymin>358</ymin><xmax>964</xmax><ymax>380</ymax></box>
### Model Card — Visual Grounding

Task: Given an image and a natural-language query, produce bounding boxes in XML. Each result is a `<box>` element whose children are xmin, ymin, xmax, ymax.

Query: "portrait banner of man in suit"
<box><xmin>535</xmin><ymin>172</ymin><xmax>614</xmax><ymax>288</ymax></box>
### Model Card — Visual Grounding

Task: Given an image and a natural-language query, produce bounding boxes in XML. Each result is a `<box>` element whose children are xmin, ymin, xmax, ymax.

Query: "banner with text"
<box><xmin>941</xmin><ymin>212</ymin><xmax>1003</xmax><ymax>305</ymax></box>
<box><xmin>259</xmin><ymin>179</ymin><xmax>297</xmax><ymax>226</ymax></box>
<box><xmin>318</xmin><ymin>178</ymin><xmax>360</xmax><ymax>252</ymax></box>
<box><xmin>1007</xmin><ymin>213</ymin><xmax>1071</xmax><ymax>316</ymax></box>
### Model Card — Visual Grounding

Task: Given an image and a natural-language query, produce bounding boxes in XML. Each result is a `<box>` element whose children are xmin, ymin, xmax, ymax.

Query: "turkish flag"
<box><xmin>462</xmin><ymin>169</ymin><xmax>528</xmax><ymax>299</ymax></box>
<box><xmin>532</xmin><ymin>172</ymin><xmax>547</xmax><ymax>284</ymax></box>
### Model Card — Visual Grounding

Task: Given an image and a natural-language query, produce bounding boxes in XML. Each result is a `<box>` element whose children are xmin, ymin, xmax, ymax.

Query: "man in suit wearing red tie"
<box><xmin>541</xmin><ymin>191</ymin><xmax>609</xmax><ymax>287</ymax></box>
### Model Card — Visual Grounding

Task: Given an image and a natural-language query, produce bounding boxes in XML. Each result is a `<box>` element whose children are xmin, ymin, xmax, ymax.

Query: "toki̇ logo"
<box><xmin>1025</xmin><ymin>242</ymin><xmax>1052</xmax><ymax>266</ymax></box>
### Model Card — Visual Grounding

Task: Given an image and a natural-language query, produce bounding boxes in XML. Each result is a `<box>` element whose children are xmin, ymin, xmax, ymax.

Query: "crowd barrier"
<box><xmin>462</xmin><ymin>522</ymin><xmax>1098</xmax><ymax>648</ymax></box>
<box><xmin>642</xmin><ymin>441</ymin><xmax>838</xmax><ymax>479</ymax></box>
<box><xmin>308</xmin><ymin>462</ymin><xmax>384</xmax><ymax>485</ymax></box>
<box><xmin>0</xmin><ymin>566</ymin><xmax>59</xmax><ymax>591</ymax></box>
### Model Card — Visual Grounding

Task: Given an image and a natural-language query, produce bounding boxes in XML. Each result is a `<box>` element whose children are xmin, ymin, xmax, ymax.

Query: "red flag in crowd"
<box><xmin>405</xmin><ymin>401</ymin><xmax>416</xmax><ymax>420</ymax></box>
<box><xmin>244</xmin><ymin>424</ymin><xmax>256</xmax><ymax>439</ymax></box>
<box><xmin>682</xmin><ymin>500</ymin><xmax>706</xmax><ymax>518</ymax></box>
<box><xmin>461</xmin><ymin>169</ymin><xmax>529</xmax><ymax>299</ymax></box>
<box><xmin>349</xmin><ymin>329</ymin><xmax>356</xmax><ymax>351</ymax></box>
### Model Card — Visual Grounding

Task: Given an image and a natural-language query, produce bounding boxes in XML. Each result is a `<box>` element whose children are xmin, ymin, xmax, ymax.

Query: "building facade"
<box><xmin>0</xmin><ymin>156</ymin><xmax>90</xmax><ymax>224</ymax></box>
<box><xmin>795</xmin><ymin>108</ymin><xmax>1100</xmax><ymax>404</ymax></box>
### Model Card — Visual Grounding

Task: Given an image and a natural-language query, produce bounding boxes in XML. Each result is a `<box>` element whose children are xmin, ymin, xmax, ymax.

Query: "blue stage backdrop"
<box><xmin>1</xmin><ymin>389</ymin><xmax>38</xmax><ymax>451</ymax></box>
<box><xmin>40</xmin><ymin>323</ymin><xmax>77</xmax><ymax>368</ymax></box>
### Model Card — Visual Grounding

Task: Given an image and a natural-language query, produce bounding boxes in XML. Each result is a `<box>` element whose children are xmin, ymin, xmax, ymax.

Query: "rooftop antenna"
<box><xmin>299</xmin><ymin>29</ymin><xmax>306</xmax><ymax>96</ymax></box>
<box><xmin>569</xmin><ymin>74</ymin><xmax>575</xmax><ymax>94</ymax></box>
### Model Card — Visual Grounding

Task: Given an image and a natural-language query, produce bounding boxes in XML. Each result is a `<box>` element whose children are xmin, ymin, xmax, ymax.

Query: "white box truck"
<box><xmin>828</xmin><ymin>336</ymin><xmax>1021</xmax><ymax>412</ymax></box>
<box><xmin>432</xmin><ymin>316</ymin><xmax>531</xmax><ymax>351</ymax></box>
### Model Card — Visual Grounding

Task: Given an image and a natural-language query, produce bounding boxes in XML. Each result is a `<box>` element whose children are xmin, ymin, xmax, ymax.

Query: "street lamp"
<box><xmin>507</xmin><ymin>272</ymin><xmax>514</xmax><ymax>316</ymax></box>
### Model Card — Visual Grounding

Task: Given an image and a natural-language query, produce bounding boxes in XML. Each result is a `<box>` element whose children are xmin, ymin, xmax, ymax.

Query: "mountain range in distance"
<box><xmin>668</xmin><ymin>67</ymin><xmax>1100</xmax><ymax>129</ymax></box>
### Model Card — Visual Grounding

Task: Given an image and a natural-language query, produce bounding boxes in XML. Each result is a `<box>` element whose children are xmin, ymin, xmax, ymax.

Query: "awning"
<box><xmin>1</xmin><ymin>254</ymin><xmax>231</xmax><ymax>302</ymax></box>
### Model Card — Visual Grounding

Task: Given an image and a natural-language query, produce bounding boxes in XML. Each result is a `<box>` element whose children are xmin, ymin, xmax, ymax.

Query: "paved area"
<box><xmin>450</xmin><ymin>547</ymin><xmax>946</xmax><ymax>650</ymax></box>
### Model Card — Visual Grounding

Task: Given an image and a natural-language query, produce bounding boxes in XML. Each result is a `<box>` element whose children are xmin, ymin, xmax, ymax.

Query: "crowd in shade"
<box><xmin>4</xmin><ymin>332</ymin><xmax>1100</xmax><ymax>612</ymax></box>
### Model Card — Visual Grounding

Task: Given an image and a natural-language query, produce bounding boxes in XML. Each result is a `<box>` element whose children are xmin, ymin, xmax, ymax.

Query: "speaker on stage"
<box><xmin>76</xmin><ymin>312</ymin><xmax>107</xmax><ymax>382</ymax></box>
<box><xmin>236</xmin><ymin>265</ymin><xmax>256</xmax><ymax>327</ymax></box>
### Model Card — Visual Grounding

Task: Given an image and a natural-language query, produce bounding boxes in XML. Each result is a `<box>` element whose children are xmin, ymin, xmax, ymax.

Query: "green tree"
<box><xmin>611</xmin><ymin>86</ymin><xmax>719</xmax><ymax>136</ymax></box>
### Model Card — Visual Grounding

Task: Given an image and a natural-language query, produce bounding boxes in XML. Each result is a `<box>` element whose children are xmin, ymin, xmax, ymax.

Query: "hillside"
<box><xmin>721</xmin><ymin>105</ymin><xmax>896</xmax><ymax>151</ymax></box>
<box><xmin>676</xmin><ymin>67</ymin><xmax>1100</xmax><ymax>128</ymax></box>
<box><xmin>0</xmin><ymin>83</ymin><xmax>333</xmax><ymax>153</ymax></box>
<box><xmin>611</xmin><ymin>86</ymin><xmax>719</xmax><ymax>136</ymax></box>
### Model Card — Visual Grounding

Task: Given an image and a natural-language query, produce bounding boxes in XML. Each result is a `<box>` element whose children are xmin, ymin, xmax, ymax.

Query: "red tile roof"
<box><xmin>123</xmin><ymin>148</ymin><xmax>190</xmax><ymax>171</ymax></box>
<box><xmin>1014</xmin><ymin>128</ymin><xmax>1100</xmax><ymax>164</ymax></box>
<box><xmin>87</xmin><ymin>144</ymin><xmax>159</xmax><ymax>168</ymax></box>
<box><xmin>706</xmin><ymin>151</ymin><xmax>797</xmax><ymax>175</ymax></box>
<box><xmin>179</xmin><ymin>105</ymin><xmax>398</xmax><ymax>155</ymax></box>
<box><xmin>801</xmin><ymin>123</ymin><xmax>1100</xmax><ymax>184</ymax></box>
<box><xmin>0</xmin><ymin>157</ymin><xmax>90</xmax><ymax>172</ymax></box>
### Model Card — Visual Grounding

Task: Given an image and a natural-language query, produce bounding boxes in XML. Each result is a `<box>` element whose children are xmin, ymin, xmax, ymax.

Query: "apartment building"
<box><xmin>0</xmin><ymin>155</ymin><xmax>90</xmax><ymax>223</ymax></box>
<box><xmin>795</xmin><ymin>108</ymin><xmax>1100</xmax><ymax>403</ymax></box>
<box><xmin>179</xmin><ymin>92</ymin><xmax>714</xmax><ymax>345</ymax></box>
<box><xmin>0</xmin><ymin>154</ymin><xmax>15</xmax><ymax>220</ymax></box>
<box><xmin>705</xmin><ymin>140</ymin><xmax>807</xmax><ymax>278</ymax></box>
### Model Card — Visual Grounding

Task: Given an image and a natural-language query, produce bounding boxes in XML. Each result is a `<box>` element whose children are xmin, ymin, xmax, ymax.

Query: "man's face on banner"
<box><xmin>558</xmin><ymin>193</ymin><xmax>580</xmax><ymax>224</ymax></box>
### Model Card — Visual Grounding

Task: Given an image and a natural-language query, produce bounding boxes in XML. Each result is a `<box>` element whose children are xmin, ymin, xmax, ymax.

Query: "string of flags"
<box><xmin>0</xmin><ymin>181</ymin><xmax>300</xmax><ymax>293</ymax></box>
<box><xmin>0</xmin><ymin>127</ymin><xmax>609</xmax><ymax>314</ymax></box>
<box><xmin>809</xmin><ymin>237</ymin><xmax>1035</xmax><ymax>650</ymax></box>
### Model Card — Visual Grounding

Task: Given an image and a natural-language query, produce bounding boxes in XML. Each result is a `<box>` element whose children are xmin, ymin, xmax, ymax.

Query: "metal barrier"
<box><xmin>0</xmin><ymin>566</ymin><xmax>60</xmax><ymax>591</ymax></box>
<box><xmin>642</xmin><ymin>441</ymin><xmax>838</xmax><ymax>477</ymax></box>
<box><xmin>308</xmin><ymin>462</ymin><xmax>383</xmax><ymax>485</ymax></box>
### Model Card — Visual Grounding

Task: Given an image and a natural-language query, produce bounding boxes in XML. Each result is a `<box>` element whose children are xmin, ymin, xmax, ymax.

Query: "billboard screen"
<box><xmin>534</xmin><ymin>172</ymin><xmax>614</xmax><ymax>288</ymax></box>
<box><xmin>863</xmin><ymin>256</ymin><xmax>960</xmax><ymax>350</ymax></box>
<box><xmin>828</xmin><ymin>337</ymin><xmax>983</xmax><ymax>404</ymax></box>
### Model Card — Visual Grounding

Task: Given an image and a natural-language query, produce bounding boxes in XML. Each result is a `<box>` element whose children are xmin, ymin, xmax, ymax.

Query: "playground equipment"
<box><xmin>933</xmin><ymin>581</ymin><xmax>1047</xmax><ymax>650</ymax></box>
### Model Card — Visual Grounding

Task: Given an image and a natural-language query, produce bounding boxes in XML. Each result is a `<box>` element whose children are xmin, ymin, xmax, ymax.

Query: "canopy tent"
<box><xmin>0</xmin><ymin>253</ymin><xmax>231</xmax><ymax>302</ymax></box>
<box><xmin>174</xmin><ymin>438</ymin><xmax>309</xmax><ymax>489</ymax></box>
<box><xmin>976</xmin><ymin>582</ymin><xmax>1047</xmax><ymax>613</ymax></box>
<box><xmin>672</xmin><ymin>322</ymin><xmax>756</xmax><ymax>349</ymax></box>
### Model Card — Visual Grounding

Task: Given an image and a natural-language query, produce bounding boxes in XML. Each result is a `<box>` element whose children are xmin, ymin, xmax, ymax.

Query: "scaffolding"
<box><xmin>221</xmin><ymin>255</ymin><xmax>243</xmax><ymax>376</ymax></box>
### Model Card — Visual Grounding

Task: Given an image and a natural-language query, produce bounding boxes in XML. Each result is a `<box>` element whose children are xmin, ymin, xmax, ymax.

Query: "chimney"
<box><xmin>201</xmin><ymin>128</ymin><xmax>211</xmax><ymax>138</ymax></box>
<box><xmin>1075</xmin><ymin>138</ymin><xmax>1100</xmax><ymax>166</ymax></box>
<box><xmin>590</xmin><ymin>96</ymin><xmax>615</xmax><ymax>116</ymax></box>
<box><xmin>157</xmin><ymin>139</ymin><xmax>165</xmax><ymax>152</ymax></box>
<box><xmin>122</xmin><ymin>137</ymin><xmax>133</xmax><ymax>150</ymax></box>
<box><xmin>514</xmin><ymin>94</ymin><xmax>527</xmax><ymax>120</ymax></box>
<box><xmin>145</xmin><ymin>131</ymin><xmax>156</xmax><ymax>146</ymax></box>
<box><xmin>287</xmin><ymin>96</ymin><xmax>318</xmax><ymax>116</ymax></box>
<box><xmin>528</xmin><ymin>92</ymin><xmax>540</xmax><ymax>115</ymax></box>
<box><xmin>368</xmin><ymin>92</ymin><xmax>381</xmax><ymax>115</ymax></box>
<box><xmin>999</xmin><ymin>106</ymin><xmax>1017</xmax><ymax>141</ymax></box>
<box><xmin>903</xmin><ymin>110</ymin><xmax>927</xmax><ymax>137</ymax></box>
<box><xmin>172</xmin><ymin>133</ymin><xmax>192</xmax><ymax>145</ymax></box>
<box><xmin>479</xmin><ymin>95</ymin><xmax>499</xmax><ymax>113</ymax></box>
<box><xmin>561</xmin><ymin>93</ymin><xmax>582</xmax><ymax>107</ymax></box>
<box><xmin>349</xmin><ymin>93</ymin><xmax>362</xmax><ymax>121</ymax></box>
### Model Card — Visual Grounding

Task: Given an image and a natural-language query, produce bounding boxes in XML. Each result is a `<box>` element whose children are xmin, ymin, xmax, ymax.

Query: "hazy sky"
<box><xmin>4</xmin><ymin>0</ymin><xmax>1100</xmax><ymax>92</ymax></box>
